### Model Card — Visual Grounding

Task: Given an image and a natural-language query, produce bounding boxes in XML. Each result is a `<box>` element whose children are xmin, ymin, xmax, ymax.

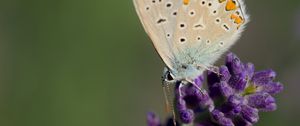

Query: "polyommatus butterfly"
<box><xmin>133</xmin><ymin>0</ymin><xmax>249</xmax><ymax>125</ymax></box>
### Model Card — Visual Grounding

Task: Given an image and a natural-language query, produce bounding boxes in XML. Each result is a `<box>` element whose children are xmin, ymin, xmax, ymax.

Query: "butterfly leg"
<box><xmin>197</xmin><ymin>64</ymin><xmax>222</xmax><ymax>76</ymax></box>
<box><xmin>178</xmin><ymin>82</ymin><xmax>185</xmax><ymax>97</ymax></box>
<box><xmin>185</xmin><ymin>79</ymin><xmax>205</xmax><ymax>95</ymax></box>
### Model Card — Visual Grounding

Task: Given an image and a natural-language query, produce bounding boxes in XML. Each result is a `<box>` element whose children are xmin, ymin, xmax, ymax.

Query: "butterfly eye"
<box><xmin>166</xmin><ymin>72</ymin><xmax>174</xmax><ymax>81</ymax></box>
<box><xmin>152</xmin><ymin>0</ymin><xmax>156</xmax><ymax>3</ymax></box>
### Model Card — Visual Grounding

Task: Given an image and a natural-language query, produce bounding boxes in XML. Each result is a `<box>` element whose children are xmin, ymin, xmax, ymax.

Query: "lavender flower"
<box><xmin>147</xmin><ymin>53</ymin><xmax>283</xmax><ymax>126</ymax></box>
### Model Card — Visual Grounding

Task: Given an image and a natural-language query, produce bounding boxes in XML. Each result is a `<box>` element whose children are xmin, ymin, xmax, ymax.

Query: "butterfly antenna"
<box><xmin>162</xmin><ymin>82</ymin><xmax>177</xmax><ymax>126</ymax></box>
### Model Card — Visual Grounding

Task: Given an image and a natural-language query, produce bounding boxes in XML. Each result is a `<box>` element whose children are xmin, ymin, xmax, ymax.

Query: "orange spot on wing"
<box><xmin>231</xmin><ymin>14</ymin><xmax>243</xmax><ymax>25</ymax></box>
<box><xmin>226</xmin><ymin>0</ymin><xmax>237</xmax><ymax>11</ymax></box>
<box><xmin>183</xmin><ymin>0</ymin><xmax>189</xmax><ymax>5</ymax></box>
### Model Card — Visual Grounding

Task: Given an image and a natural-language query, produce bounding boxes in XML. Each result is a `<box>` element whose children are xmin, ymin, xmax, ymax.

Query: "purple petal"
<box><xmin>179</xmin><ymin>109</ymin><xmax>194</xmax><ymax>124</ymax></box>
<box><xmin>241</xmin><ymin>105</ymin><xmax>259</xmax><ymax>123</ymax></box>
<box><xmin>252</xmin><ymin>70</ymin><xmax>276</xmax><ymax>86</ymax></box>
<box><xmin>244</xmin><ymin>63</ymin><xmax>255</xmax><ymax>79</ymax></box>
<box><xmin>221</xmin><ymin>95</ymin><xmax>243</xmax><ymax>116</ymax></box>
<box><xmin>226</xmin><ymin>53</ymin><xmax>244</xmax><ymax>75</ymax></box>
<box><xmin>219</xmin><ymin>81</ymin><xmax>234</xmax><ymax>98</ymax></box>
<box><xmin>183</xmin><ymin>87</ymin><xmax>202</xmax><ymax>108</ymax></box>
<box><xmin>228</xmin><ymin>72</ymin><xmax>248</xmax><ymax>92</ymax></box>
<box><xmin>195</xmin><ymin>75</ymin><xmax>205</xmax><ymax>87</ymax></box>
<box><xmin>260</xmin><ymin>82</ymin><xmax>284</xmax><ymax>95</ymax></box>
<box><xmin>211</xmin><ymin>109</ymin><xmax>235</xmax><ymax>126</ymax></box>
<box><xmin>207</xmin><ymin>71</ymin><xmax>220</xmax><ymax>87</ymax></box>
<box><xmin>147</xmin><ymin>112</ymin><xmax>161</xmax><ymax>126</ymax></box>
<box><xmin>227</xmin><ymin>95</ymin><xmax>244</xmax><ymax>107</ymax></box>
<box><xmin>220</xmin><ymin>66</ymin><xmax>231</xmax><ymax>82</ymax></box>
<box><xmin>199</xmin><ymin>91</ymin><xmax>215</xmax><ymax>111</ymax></box>
<box><xmin>247</xmin><ymin>93</ymin><xmax>277</xmax><ymax>111</ymax></box>
<box><xmin>225</xmin><ymin>53</ymin><xmax>235</xmax><ymax>68</ymax></box>
<box><xmin>184</xmin><ymin>84</ymin><xmax>201</xmax><ymax>97</ymax></box>
<box><xmin>208</xmin><ymin>82</ymin><xmax>221</xmax><ymax>98</ymax></box>
<box><xmin>176</xmin><ymin>98</ymin><xmax>187</xmax><ymax>111</ymax></box>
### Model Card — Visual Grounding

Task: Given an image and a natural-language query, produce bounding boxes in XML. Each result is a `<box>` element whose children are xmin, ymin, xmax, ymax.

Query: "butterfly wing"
<box><xmin>169</xmin><ymin>0</ymin><xmax>249</xmax><ymax>79</ymax></box>
<box><xmin>134</xmin><ymin>0</ymin><xmax>249</xmax><ymax>79</ymax></box>
<box><xmin>133</xmin><ymin>0</ymin><xmax>184</xmax><ymax>70</ymax></box>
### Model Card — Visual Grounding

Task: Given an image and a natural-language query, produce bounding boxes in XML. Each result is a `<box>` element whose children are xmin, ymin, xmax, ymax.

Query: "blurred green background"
<box><xmin>0</xmin><ymin>0</ymin><xmax>299</xmax><ymax>126</ymax></box>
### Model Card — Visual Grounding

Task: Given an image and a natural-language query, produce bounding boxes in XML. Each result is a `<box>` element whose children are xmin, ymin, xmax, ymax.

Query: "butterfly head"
<box><xmin>163</xmin><ymin>64</ymin><xmax>205</xmax><ymax>83</ymax></box>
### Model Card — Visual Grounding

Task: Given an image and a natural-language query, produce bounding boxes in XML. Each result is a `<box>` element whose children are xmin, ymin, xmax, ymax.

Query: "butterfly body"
<box><xmin>134</xmin><ymin>0</ymin><xmax>249</xmax><ymax>81</ymax></box>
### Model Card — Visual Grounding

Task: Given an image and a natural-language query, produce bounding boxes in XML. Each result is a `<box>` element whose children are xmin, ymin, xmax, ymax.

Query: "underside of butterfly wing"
<box><xmin>169</xmin><ymin>0</ymin><xmax>249</xmax><ymax>79</ymax></box>
<box><xmin>134</xmin><ymin>0</ymin><xmax>249</xmax><ymax>80</ymax></box>
<box><xmin>133</xmin><ymin>0</ymin><xmax>183</xmax><ymax>71</ymax></box>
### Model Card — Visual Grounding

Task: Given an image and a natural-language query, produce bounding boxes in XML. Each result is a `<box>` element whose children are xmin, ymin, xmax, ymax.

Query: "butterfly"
<box><xmin>133</xmin><ymin>0</ymin><xmax>249</xmax><ymax>125</ymax></box>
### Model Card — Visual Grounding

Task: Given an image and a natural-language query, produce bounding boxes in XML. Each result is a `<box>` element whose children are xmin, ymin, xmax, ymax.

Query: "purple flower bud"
<box><xmin>211</xmin><ymin>109</ymin><xmax>234</xmax><ymax>126</ymax></box>
<box><xmin>147</xmin><ymin>52</ymin><xmax>283</xmax><ymax>126</ymax></box>
<box><xmin>252</xmin><ymin>70</ymin><xmax>276</xmax><ymax>86</ymax></box>
<box><xmin>208</xmin><ymin>82</ymin><xmax>221</xmax><ymax>98</ymax></box>
<box><xmin>179</xmin><ymin>109</ymin><xmax>194</xmax><ymax>124</ymax></box>
<box><xmin>195</xmin><ymin>75</ymin><xmax>205</xmax><ymax>87</ymax></box>
<box><xmin>184</xmin><ymin>85</ymin><xmax>201</xmax><ymax>97</ymax></box>
<box><xmin>225</xmin><ymin>53</ymin><xmax>235</xmax><ymax>69</ymax></box>
<box><xmin>244</xmin><ymin>63</ymin><xmax>255</xmax><ymax>79</ymax></box>
<box><xmin>228</xmin><ymin>95</ymin><xmax>243</xmax><ymax>105</ymax></box>
<box><xmin>147</xmin><ymin>112</ymin><xmax>161</xmax><ymax>126</ymax></box>
<box><xmin>177</xmin><ymin>98</ymin><xmax>187</xmax><ymax>111</ymax></box>
<box><xmin>260</xmin><ymin>82</ymin><xmax>284</xmax><ymax>95</ymax></box>
<box><xmin>247</xmin><ymin>93</ymin><xmax>277</xmax><ymax>111</ymax></box>
<box><xmin>199</xmin><ymin>91</ymin><xmax>215</xmax><ymax>111</ymax></box>
<box><xmin>226</xmin><ymin>53</ymin><xmax>244</xmax><ymax>75</ymax></box>
<box><xmin>219</xmin><ymin>81</ymin><xmax>234</xmax><ymax>97</ymax></box>
<box><xmin>229</xmin><ymin>72</ymin><xmax>247</xmax><ymax>92</ymax></box>
<box><xmin>221</xmin><ymin>95</ymin><xmax>243</xmax><ymax>116</ymax></box>
<box><xmin>183</xmin><ymin>88</ymin><xmax>203</xmax><ymax>108</ymax></box>
<box><xmin>241</xmin><ymin>105</ymin><xmax>259</xmax><ymax>123</ymax></box>
<box><xmin>220</xmin><ymin>66</ymin><xmax>231</xmax><ymax>82</ymax></box>
<box><xmin>207</xmin><ymin>71</ymin><xmax>220</xmax><ymax>87</ymax></box>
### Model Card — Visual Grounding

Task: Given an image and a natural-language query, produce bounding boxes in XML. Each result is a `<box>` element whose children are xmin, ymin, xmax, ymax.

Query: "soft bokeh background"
<box><xmin>0</xmin><ymin>0</ymin><xmax>299</xmax><ymax>126</ymax></box>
